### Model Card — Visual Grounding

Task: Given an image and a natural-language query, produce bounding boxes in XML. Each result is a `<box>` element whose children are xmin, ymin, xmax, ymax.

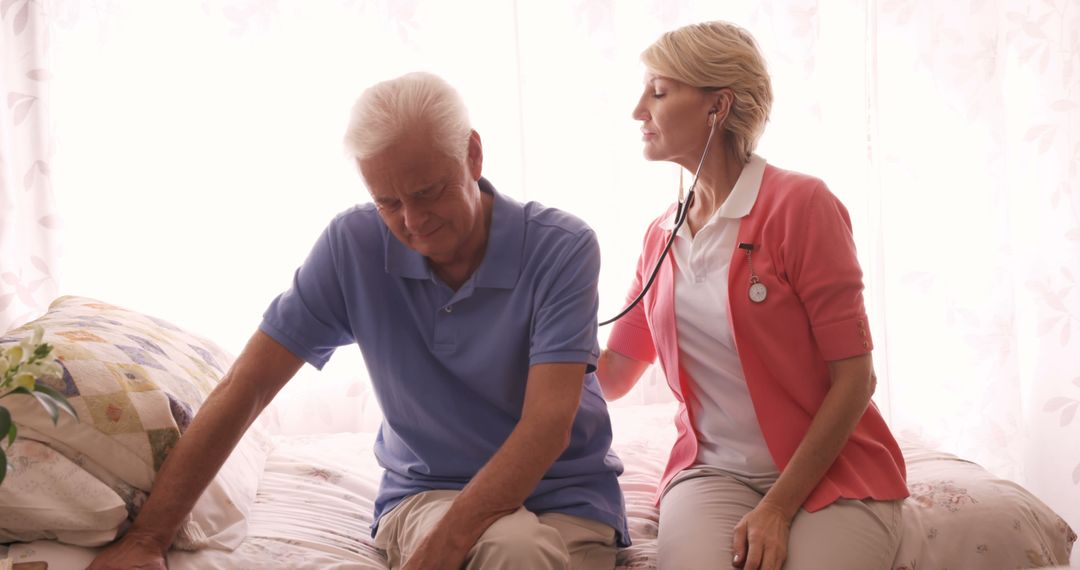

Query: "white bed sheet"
<box><xmin>5</xmin><ymin>403</ymin><xmax>1076</xmax><ymax>569</ymax></box>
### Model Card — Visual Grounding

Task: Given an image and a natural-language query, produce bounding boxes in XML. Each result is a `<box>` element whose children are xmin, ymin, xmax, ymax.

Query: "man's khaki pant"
<box><xmin>659</xmin><ymin>466</ymin><xmax>903</xmax><ymax>570</ymax></box>
<box><xmin>374</xmin><ymin>490</ymin><xmax>617</xmax><ymax>569</ymax></box>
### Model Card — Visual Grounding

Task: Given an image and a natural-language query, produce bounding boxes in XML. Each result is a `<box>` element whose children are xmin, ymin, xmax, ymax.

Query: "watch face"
<box><xmin>749</xmin><ymin>282</ymin><xmax>768</xmax><ymax>303</ymax></box>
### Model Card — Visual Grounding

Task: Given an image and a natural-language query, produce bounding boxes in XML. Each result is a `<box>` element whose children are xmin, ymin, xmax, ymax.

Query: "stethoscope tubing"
<box><xmin>600</xmin><ymin>118</ymin><xmax>719</xmax><ymax>326</ymax></box>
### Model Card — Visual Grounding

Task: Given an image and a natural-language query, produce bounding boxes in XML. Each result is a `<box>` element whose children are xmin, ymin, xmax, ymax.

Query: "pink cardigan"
<box><xmin>607</xmin><ymin>164</ymin><xmax>909</xmax><ymax>511</ymax></box>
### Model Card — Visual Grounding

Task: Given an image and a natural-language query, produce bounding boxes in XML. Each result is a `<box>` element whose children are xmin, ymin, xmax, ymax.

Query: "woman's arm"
<box><xmin>760</xmin><ymin>353</ymin><xmax>874</xmax><ymax>517</ymax></box>
<box><xmin>732</xmin><ymin>353</ymin><xmax>876</xmax><ymax>570</ymax></box>
<box><xmin>596</xmin><ymin>348</ymin><xmax>651</xmax><ymax>400</ymax></box>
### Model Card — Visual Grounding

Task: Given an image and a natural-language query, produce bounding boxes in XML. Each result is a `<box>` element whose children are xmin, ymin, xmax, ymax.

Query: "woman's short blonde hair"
<box><xmin>642</xmin><ymin>21</ymin><xmax>772</xmax><ymax>163</ymax></box>
<box><xmin>344</xmin><ymin>72</ymin><xmax>472</xmax><ymax>162</ymax></box>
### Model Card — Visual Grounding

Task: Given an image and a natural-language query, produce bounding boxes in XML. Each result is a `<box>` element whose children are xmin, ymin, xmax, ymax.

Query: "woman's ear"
<box><xmin>711</xmin><ymin>88</ymin><xmax>735</xmax><ymax>125</ymax></box>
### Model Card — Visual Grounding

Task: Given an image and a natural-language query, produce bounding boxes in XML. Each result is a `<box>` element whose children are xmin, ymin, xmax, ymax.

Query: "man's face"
<box><xmin>358</xmin><ymin>131</ymin><xmax>484</xmax><ymax>264</ymax></box>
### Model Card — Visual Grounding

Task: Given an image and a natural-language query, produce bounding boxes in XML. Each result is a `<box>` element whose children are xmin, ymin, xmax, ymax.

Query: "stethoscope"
<box><xmin>600</xmin><ymin>111</ymin><xmax>767</xmax><ymax>326</ymax></box>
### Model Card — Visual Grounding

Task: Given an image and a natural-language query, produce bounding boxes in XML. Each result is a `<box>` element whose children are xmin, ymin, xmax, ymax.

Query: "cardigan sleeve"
<box><xmin>784</xmin><ymin>183</ymin><xmax>874</xmax><ymax>361</ymax></box>
<box><xmin>606</xmin><ymin>224</ymin><xmax>660</xmax><ymax>364</ymax></box>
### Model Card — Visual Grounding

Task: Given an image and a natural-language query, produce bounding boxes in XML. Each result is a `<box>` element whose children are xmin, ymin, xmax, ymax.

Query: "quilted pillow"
<box><xmin>0</xmin><ymin>296</ymin><xmax>273</xmax><ymax>550</ymax></box>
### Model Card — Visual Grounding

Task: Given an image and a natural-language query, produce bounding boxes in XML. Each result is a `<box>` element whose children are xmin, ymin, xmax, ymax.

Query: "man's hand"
<box><xmin>86</xmin><ymin>532</ymin><xmax>168</xmax><ymax>570</ymax></box>
<box><xmin>400</xmin><ymin>532</ymin><xmax>473</xmax><ymax>570</ymax></box>
<box><xmin>399</xmin><ymin>501</ymin><xmax>518</xmax><ymax>570</ymax></box>
<box><xmin>731</xmin><ymin>501</ymin><xmax>791</xmax><ymax>570</ymax></box>
<box><xmin>396</xmin><ymin>362</ymin><xmax>585</xmax><ymax>568</ymax></box>
<box><xmin>400</xmin><ymin>510</ymin><xmax>506</xmax><ymax>570</ymax></box>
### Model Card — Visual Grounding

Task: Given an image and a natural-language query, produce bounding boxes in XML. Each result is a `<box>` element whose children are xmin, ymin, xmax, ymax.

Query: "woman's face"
<box><xmin>632</xmin><ymin>72</ymin><xmax>716</xmax><ymax>167</ymax></box>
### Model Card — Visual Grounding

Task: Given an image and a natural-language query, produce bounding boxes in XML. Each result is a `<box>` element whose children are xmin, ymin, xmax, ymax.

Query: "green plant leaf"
<box><xmin>0</xmin><ymin>448</ymin><xmax>6</xmax><ymax>486</ymax></box>
<box><xmin>33</xmin><ymin>343</ymin><xmax>51</xmax><ymax>360</ymax></box>
<box><xmin>0</xmin><ymin>386</ymin><xmax>33</xmax><ymax>399</ymax></box>
<box><xmin>6</xmin><ymin>422</ymin><xmax>15</xmax><ymax>447</ymax></box>
<box><xmin>0</xmin><ymin>407</ymin><xmax>9</xmax><ymax>442</ymax></box>
<box><xmin>31</xmin><ymin>391</ymin><xmax>59</xmax><ymax>424</ymax></box>
<box><xmin>32</xmin><ymin>385</ymin><xmax>77</xmax><ymax>420</ymax></box>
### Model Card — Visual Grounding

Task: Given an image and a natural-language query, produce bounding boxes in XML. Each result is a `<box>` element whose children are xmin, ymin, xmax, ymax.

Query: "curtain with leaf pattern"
<box><xmin>0</xmin><ymin>0</ymin><xmax>60</xmax><ymax>335</ymax></box>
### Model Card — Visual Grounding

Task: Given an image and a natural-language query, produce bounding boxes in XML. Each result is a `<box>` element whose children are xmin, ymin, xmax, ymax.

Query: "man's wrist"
<box><xmin>431</xmin><ymin>502</ymin><xmax>506</xmax><ymax>553</ymax></box>
<box><xmin>122</xmin><ymin>525</ymin><xmax>174</xmax><ymax>555</ymax></box>
<box><xmin>430</xmin><ymin>515</ymin><xmax>482</xmax><ymax>552</ymax></box>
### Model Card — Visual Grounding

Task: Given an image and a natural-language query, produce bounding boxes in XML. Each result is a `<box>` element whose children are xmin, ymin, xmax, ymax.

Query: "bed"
<box><xmin>0</xmin><ymin>297</ymin><xmax>1076</xmax><ymax>569</ymax></box>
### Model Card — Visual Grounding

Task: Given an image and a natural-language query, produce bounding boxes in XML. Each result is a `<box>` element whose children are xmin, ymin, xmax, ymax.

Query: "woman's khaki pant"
<box><xmin>659</xmin><ymin>466</ymin><xmax>903</xmax><ymax>570</ymax></box>
<box><xmin>374</xmin><ymin>489</ymin><xmax>617</xmax><ymax>569</ymax></box>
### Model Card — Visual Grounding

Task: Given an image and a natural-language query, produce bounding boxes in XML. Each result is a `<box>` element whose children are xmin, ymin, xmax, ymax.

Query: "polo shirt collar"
<box><xmin>660</xmin><ymin>153</ymin><xmax>766</xmax><ymax>231</ymax></box>
<box><xmin>384</xmin><ymin>177</ymin><xmax>523</xmax><ymax>290</ymax></box>
<box><xmin>472</xmin><ymin>178</ymin><xmax>524</xmax><ymax>289</ymax></box>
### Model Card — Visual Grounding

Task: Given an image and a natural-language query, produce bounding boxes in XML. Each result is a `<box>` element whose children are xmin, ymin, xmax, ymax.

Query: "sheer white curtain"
<box><xmin>24</xmin><ymin>0</ymin><xmax>1080</xmax><ymax>531</ymax></box>
<box><xmin>0</xmin><ymin>0</ymin><xmax>61</xmax><ymax>334</ymax></box>
<box><xmin>868</xmin><ymin>0</ymin><xmax>1080</xmax><ymax>537</ymax></box>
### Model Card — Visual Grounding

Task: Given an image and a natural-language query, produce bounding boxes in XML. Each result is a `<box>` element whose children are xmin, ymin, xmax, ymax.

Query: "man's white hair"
<box><xmin>344</xmin><ymin>72</ymin><xmax>472</xmax><ymax>162</ymax></box>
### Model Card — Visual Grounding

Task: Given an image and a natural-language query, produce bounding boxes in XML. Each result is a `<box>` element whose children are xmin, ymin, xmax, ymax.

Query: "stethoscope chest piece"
<box><xmin>748</xmin><ymin>278</ymin><xmax>768</xmax><ymax>303</ymax></box>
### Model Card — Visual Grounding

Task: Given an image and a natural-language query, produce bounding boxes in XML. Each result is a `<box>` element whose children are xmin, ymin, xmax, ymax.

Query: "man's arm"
<box><xmin>88</xmin><ymin>330</ymin><xmax>303</xmax><ymax>570</ymax></box>
<box><xmin>401</xmin><ymin>361</ymin><xmax>586</xmax><ymax>570</ymax></box>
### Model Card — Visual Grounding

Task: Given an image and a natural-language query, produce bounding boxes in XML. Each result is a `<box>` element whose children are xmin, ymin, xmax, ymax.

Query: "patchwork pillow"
<box><xmin>0</xmin><ymin>295</ymin><xmax>273</xmax><ymax>550</ymax></box>
<box><xmin>0</xmin><ymin>439</ymin><xmax>127</xmax><ymax>546</ymax></box>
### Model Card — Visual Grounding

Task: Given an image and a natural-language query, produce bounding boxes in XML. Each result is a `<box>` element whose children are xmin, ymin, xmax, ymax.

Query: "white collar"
<box><xmin>660</xmin><ymin>153</ymin><xmax>766</xmax><ymax>231</ymax></box>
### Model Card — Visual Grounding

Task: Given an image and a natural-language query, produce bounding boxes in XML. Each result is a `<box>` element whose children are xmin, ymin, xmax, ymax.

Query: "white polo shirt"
<box><xmin>663</xmin><ymin>153</ymin><xmax>779</xmax><ymax>476</ymax></box>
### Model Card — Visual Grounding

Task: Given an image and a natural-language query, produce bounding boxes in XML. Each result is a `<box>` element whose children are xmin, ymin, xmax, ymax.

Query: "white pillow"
<box><xmin>893</xmin><ymin>443</ymin><xmax>1077</xmax><ymax>568</ymax></box>
<box><xmin>0</xmin><ymin>439</ymin><xmax>127</xmax><ymax>546</ymax></box>
<box><xmin>173</xmin><ymin>422</ymin><xmax>272</xmax><ymax>550</ymax></box>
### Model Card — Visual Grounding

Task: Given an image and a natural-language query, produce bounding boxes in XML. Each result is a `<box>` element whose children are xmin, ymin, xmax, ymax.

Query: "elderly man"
<box><xmin>88</xmin><ymin>72</ymin><xmax>628</xmax><ymax>570</ymax></box>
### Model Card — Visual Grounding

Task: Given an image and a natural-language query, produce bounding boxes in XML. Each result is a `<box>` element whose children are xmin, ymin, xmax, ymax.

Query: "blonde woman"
<box><xmin>598</xmin><ymin>22</ymin><xmax>908</xmax><ymax>570</ymax></box>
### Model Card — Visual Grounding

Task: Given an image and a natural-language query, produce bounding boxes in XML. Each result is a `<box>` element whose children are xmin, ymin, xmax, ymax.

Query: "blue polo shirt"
<box><xmin>259</xmin><ymin>178</ymin><xmax>629</xmax><ymax>546</ymax></box>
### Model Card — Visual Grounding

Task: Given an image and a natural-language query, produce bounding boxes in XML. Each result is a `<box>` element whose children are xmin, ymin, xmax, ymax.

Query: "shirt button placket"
<box><xmin>433</xmin><ymin>304</ymin><xmax>456</xmax><ymax>352</ymax></box>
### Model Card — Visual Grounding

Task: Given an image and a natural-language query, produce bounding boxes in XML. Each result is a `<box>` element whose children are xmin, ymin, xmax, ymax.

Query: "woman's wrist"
<box><xmin>759</xmin><ymin>492</ymin><xmax>800</xmax><ymax>522</ymax></box>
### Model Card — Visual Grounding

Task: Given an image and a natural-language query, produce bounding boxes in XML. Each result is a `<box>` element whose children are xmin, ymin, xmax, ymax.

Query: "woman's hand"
<box><xmin>728</xmin><ymin>354</ymin><xmax>877</xmax><ymax>569</ymax></box>
<box><xmin>596</xmin><ymin>349</ymin><xmax>650</xmax><ymax>401</ymax></box>
<box><xmin>731</xmin><ymin>501</ymin><xmax>792</xmax><ymax>570</ymax></box>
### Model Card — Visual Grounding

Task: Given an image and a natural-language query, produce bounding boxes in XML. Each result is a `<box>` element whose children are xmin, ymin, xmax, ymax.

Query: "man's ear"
<box><xmin>467</xmin><ymin>129</ymin><xmax>483</xmax><ymax>180</ymax></box>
